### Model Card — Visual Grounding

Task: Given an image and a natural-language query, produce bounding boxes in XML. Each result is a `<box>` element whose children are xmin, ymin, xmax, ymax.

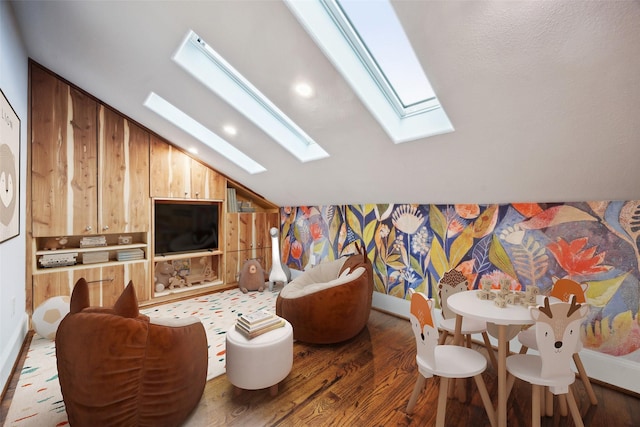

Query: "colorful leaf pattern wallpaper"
<box><xmin>280</xmin><ymin>202</ymin><xmax>640</xmax><ymax>362</ymax></box>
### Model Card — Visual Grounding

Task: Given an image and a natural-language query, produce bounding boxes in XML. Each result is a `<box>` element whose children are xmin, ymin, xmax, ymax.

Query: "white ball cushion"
<box><xmin>32</xmin><ymin>296</ymin><xmax>70</xmax><ymax>340</ymax></box>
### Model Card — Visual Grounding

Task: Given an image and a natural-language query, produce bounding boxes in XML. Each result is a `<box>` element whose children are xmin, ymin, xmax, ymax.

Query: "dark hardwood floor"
<box><xmin>3</xmin><ymin>309</ymin><xmax>640</xmax><ymax>426</ymax></box>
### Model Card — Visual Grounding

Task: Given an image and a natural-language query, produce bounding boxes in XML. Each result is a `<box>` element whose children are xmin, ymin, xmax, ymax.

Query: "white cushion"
<box><xmin>279</xmin><ymin>266</ymin><xmax>365</xmax><ymax>299</ymax></box>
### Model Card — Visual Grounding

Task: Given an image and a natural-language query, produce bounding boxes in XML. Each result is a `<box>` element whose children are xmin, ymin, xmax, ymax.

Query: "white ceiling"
<box><xmin>9</xmin><ymin>0</ymin><xmax>640</xmax><ymax>207</ymax></box>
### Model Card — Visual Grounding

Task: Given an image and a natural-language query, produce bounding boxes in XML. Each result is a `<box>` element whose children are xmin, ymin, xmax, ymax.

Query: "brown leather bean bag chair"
<box><xmin>56</xmin><ymin>278</ymin><xmax>207</xmax><ymax>427</ymax></box>
<box><xmin>275</xmin><ymin>246</ymin><xmax>373</xmax><ymax>344</ymax></box>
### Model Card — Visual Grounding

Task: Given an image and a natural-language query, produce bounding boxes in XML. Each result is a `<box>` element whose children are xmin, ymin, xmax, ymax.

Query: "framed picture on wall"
<box><xmin>0</xmin><ymin>88</ymin><xmax>20</xmax><ymax>243</ymax></box>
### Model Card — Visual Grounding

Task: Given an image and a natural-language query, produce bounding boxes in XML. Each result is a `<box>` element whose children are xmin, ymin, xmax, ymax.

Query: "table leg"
<box><xmin>498</xmin><ymin>324</ymin><xmax>507</xmax><ymax>427</ymax></box>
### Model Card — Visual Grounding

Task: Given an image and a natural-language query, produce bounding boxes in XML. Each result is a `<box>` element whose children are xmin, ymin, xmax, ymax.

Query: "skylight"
<box><xmin>144</xmin><ymin>92</ymin><xmax>266</xmax><ymax>174</ymax></box>
<box><xmin>173</xmin><ymin>31</ymin><xmax>329</xmax><ymax>163</ymax></box>
<box><xmin>285</xmin><ymin>0</ymin><xmax>454</xmax><ymax>143</ymax></box>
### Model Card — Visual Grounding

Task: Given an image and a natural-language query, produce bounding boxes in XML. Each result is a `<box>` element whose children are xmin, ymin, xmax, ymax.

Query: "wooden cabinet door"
<box><xmin>226</xmin><ymin>213</ymin><xmax>250</xmax><ymax>252</ymax></box>
<box><xmin>191</xmin><ymin>159</ymin><xmax>225</xmax><ymax>200</ymax></box>
<box><xmin>99</xmin><ymin>106</ymin><xmax>150</xmax><ymax>233</ymax></box>
<box><xmin>150</xmin><ymin>135</ymin><xmax>191</xmax><ymax>198</ymax></box>
<box><xmin>225</xmin><ymin>248</ymin><xmax>266</xmax><ymax>284</ymax></box>
<box><xmin>31</xmin><ymin>65</ymin><xmax>98</xmax><ymax>237</ymax></box>
<box><xmin>125</xmin><ymin>261</ymin><xmax>150</xmax><ymax>303</ymax></box>
<box><xmin>32</xmin><ymin>262</ymin><xmax>148</xmax><ymax>310</ymax></box>
<box><xmin>254</xmin><ymin>213</ymin><xmax>267</xmax><ymax>251</ymax></box>
<box><xmin>32</xmin><ymin>270</ymin><xmax>74</xmax><ymax>310</ymax></box>
<box><xmin>226</xmin><ymin>212</ymin><xmax>279</xmax><ymax>283</ymax></box>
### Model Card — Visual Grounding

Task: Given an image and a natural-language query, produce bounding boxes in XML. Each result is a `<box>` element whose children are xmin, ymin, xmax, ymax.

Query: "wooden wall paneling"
<box><xmin>32</xmin><ymin>271</ymin><xmax>70</xmax><ymax>309</ymax></box>
<box><xmin>226</xmin><ymin>213</ymin><xmax>240</xmax><ymax>253</ymax></box>
<box><xmin>30</xmin><ymin>65</ymin><xmax>98</xmax><ymax>236</ymax></box>
<box><xmin>169</xmin><ymin>146</ymin><xmax>191</xmax><ymax>198</ymax></box>
<box><xmin>150</xmin><ymin>135</ymin><xmax>190</xmax><ymax>198</ymax></box>
<box><xmin>71</xmin><ymin>266</ymin><xmax>126</xmax><ymax>307</ymax></box>
<box><xmin>225</xmin><ymin>250</ymin><xmax>241</xmax><ymax>284</ymax></box>
<box><xmin>98</xmin><ymin>106</ymin><xmax>150</xmax><ymax>233</ymax></box>
<box><xmin>225</xmin><ymin>212</ymin><xmax>278</xmax><ymax>283</ymax></box>
<box><xmin>190</xmin><ymin>159</ymin><xmax>225</xmax><ymax>200</ymax></box>
<box><xmin>254</xmin><ymin>213</ymin><xmax>267</xmax><ymax>251</ymax></box>
<box><xmin>125</xmin><ymin>262</ymin><xmax>150</xmax><ymax>303</ymax></box>
<box><xmin>149</xmin><ymin>135</ymin><xmax>170</xmax><ymax>197</ymax></box>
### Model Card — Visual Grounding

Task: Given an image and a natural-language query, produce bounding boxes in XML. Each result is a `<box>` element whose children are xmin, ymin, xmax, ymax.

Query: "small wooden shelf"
<box><xmin>153</xmin><ymin>279</ymin><xmax>224</xmax><ymax>297</ymax></box>
<box><xmin>154</xmin><ymin>249</ymin><xmax>223</xmax><ymax>262</ymax></box>
<box><xmin>33</xmin><ymin>258</ymin><xmax>147</xmax><ymax>275</ymax></box>
<box><xmin>36</xmin><ymin>243</ymin><xmax>147</xmax><ymax>256</ymax></box>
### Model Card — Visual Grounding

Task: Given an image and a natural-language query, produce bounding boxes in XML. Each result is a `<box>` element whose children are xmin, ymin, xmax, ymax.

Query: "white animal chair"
<box><xmin>438</xmin><ymin>270</ymin><xmax>498</xmax><ymax>370</ymax></box>
<box><xmin>506</xmin><ymin>296</ymin><xmax>588</xmax><ymax>427</ymax></box>
<box><xmin>268</xmin><ymin>227</ymin><xmax>288</xmax><ymax>291</ymax></box>
<box><xmin>406</xmin><ymin>289</ymin><xmax>496</xmax><ymax>427</ymax></box>
<box><xmin>517</xmin><ymin>278</ymin><xmax>597</xmax><ymax>407</ymax></box>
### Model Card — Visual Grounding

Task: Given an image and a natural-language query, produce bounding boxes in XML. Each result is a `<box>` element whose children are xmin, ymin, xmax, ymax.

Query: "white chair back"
<box><xmin>532</xmin><ymin>296</ymin><xmax>588</xmax><ymax>383</ymax></box>
<box><xmin>409</xmin><ymin>291</ymin><xmax>438</xmax><ymax>370</ymax></box>
<box><xmin>438</xmin><ymin>269</ymin><xmax>468</xmax><ymax>320</ymax></box>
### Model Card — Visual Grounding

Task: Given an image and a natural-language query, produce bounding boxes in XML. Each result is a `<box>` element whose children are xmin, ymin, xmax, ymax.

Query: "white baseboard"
<box><xmin>1</xmin><ymin>313</ymin><xmax>29</xmax><ymax>394</ymax></box>
<box><xmin>371</xmin><ymin>291</ymin><xmax>640</xmax><ymax>394</ymax></box>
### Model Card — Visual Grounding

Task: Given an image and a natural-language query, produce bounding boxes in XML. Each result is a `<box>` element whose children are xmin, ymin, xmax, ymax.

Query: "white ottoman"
<box><xmin>226</xmin><ymin>320</ymin><xmax>293</xmax><ymax>395</ymax></box>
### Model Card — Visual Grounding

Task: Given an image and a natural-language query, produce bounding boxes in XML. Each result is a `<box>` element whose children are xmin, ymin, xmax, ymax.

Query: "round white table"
<box><xmin>447</xmin><ymin>290</ymin><xmax>534</xmax><ymax>427</ymax></box>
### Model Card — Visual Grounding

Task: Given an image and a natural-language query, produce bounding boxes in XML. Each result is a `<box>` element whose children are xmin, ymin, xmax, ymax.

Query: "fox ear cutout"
<box><xmin>70</xmin><ymin>278</ymin><xmax>90</xmax><ymax>314</ymax></box>
<box><xmin>113</xmin><ymin>281</ymin><xmax>139</xmax><ymax>318</ymax></box>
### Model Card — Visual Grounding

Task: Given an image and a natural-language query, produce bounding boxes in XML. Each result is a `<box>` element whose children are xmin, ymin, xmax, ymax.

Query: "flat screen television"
<box><xmin>154</xmin><ymin>200</ymin><xmax>220</xmax><ymax>256</ymax></box>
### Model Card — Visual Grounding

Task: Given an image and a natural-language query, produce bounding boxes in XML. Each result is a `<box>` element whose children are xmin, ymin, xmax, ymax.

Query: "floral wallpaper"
<box><xmin>280</xmin><ymin>202</ymin><xmax>640</xmax><ymax>362</ymax></box>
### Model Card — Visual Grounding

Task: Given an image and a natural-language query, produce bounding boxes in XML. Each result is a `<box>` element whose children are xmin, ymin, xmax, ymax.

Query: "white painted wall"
<box><xmin>0</xmin><ymin>0</ymin><xmax>28</xmax><ymax>395</ymax></box>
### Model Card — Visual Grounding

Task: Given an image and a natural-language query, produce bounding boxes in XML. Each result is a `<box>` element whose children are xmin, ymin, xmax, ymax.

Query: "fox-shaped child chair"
<box><xmin>406</xmin><ymin>289</ymin><xmax>496</xmax><ymax>427</ymax></box>
<box><xmin>517</xmin><ymin>278</ymin><xmax>597</xmax><ymax>406</ymax></box>
<box><xmin>438</xmin><ymin>269</ymin><xmax>498</xmax><ymax>370</ymax></box>
<box><xmin>506</xmin><ymin>296</ymin><xmax>588</xmax><ymax>427</ymax></box>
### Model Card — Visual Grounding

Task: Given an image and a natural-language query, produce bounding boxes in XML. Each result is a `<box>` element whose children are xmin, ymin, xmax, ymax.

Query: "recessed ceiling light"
<box><xmin>188</xmin><ymin>147</ymin><xmax>198</xmax><ymax>154</ymax></box>
<box><xmin>223</xmin><ymin>125</ymin><xmax>237</xmax><ymax>136</ymax></box>
<box><xmin>294</xmin><ymin>82</ymin><xmax>314</xmax><ymax>98</ymax></box>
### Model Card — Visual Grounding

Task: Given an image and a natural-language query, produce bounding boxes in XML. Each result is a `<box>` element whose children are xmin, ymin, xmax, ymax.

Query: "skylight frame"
<box><xmin>285</xmin><ymin>0</ymin><xmax>454</xmax><ymax>144</ymax></box>
<box><xmin>173</xmin><ymin>31</ymin><xmax>329</xmax><ymax>163</ymax></box>
<box><xmin>324</xmin><ymin>0</ymin><xmax>439</xmax><ymax>118</ymax></box>
<box><xmin>144</xmin><ymin>92</ymin><xmax>267</xmax><ymax>175</ymax></box>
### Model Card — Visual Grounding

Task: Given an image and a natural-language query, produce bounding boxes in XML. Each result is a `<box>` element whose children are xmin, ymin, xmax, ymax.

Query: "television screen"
<box><xmin>154</xmin><ymin>201</ymin><xmax>219</xmax><ymax>255</ymax></box>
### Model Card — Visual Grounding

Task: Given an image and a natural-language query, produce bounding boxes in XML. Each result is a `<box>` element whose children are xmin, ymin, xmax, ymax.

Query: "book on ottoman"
<box><xmin>236</xmin><ymin>310</ymin><xmax>285</xmax><ymax>339</ymax></box>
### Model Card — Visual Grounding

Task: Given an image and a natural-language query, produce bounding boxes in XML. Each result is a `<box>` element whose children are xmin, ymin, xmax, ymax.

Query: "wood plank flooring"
<box><xmin>2</xmin><ymin>309</ymin><xmax>640</xmax><ymax>426</ymax></box>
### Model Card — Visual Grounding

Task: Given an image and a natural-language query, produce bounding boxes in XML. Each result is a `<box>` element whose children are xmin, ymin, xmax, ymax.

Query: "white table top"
<box><xmin>447</xmin><ymin>290</ymin><xmax>535</xmax><ymax>326</ymax></box>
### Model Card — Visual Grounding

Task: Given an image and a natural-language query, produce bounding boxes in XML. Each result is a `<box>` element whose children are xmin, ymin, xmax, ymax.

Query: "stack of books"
<box><xmin>235</xmin><ymin>310</ymin><xmax>285</xmax><ymax>339</ymax></box>
<box><xmin>82</xmin><ymin>251</ymin><xmax>109</xmax><ymax>264</ymax></box>
<box><xmin>116</xmin><ymin>248</ymin><xmax>144</xmax><ymax>261</ymax></box>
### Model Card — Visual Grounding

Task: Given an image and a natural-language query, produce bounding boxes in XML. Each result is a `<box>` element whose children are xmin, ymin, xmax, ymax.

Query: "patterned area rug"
<box><xmin>4</xmin><ymin>287</ymin><xmax>279</xmax><ymax>426</ymax></box>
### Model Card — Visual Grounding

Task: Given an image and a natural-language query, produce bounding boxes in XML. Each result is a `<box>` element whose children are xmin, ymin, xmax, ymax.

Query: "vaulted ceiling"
<box><xmin>9</xmin><ymin>1</ymin><xmax>640</xmax><ymax>206</ymax></box>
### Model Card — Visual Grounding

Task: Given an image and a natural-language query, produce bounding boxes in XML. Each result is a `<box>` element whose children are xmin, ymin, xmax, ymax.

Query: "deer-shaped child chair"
<box><xmin>406</xmin><ymin>289</ymin><xmax>496</xmax><ymax>427</ymax></box>
<box><xmin>506</xmin><ymin>296</ymin><xmax>588</xmax><ymax>427</ymax></box>
<box><xmin>517</xmin><ymin>278</ymin><xmax>597</xmax><ymax>406</ymax></box>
